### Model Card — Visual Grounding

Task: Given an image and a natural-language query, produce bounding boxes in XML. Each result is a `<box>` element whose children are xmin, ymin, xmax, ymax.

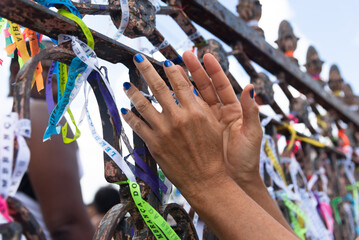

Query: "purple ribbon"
<box><xmin>87</xmin><ymin>72</ymin><xmax>167</xmax><ymax>199</ymax></box>
<box><xmin>45</xmin><ymin>61</ymin><xmax>56</xmax><ymax>114</ymax></box>
<box><xmin>313</xmin><ymin>191</ymin><xmax>322</xmax><ymax>216</ymax></box>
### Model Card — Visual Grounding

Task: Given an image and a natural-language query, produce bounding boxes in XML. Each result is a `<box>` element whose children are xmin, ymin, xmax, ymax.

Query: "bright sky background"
<box><xmin>0</xmin><ymin>0</ymin><xmax>358</xmax><ymax>204</ymax></box>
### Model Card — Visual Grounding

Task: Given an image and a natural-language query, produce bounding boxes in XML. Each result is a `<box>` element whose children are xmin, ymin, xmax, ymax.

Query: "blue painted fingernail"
<box><xmin>193</xmin><ymin>89</ymin><xmax>199</xmax><ymax>96</ymax></box>
<box><xmin>134</xmin><ymin>54</ymin><xmax>144</xmax><ymax>63</ymax></box>
<box><xmin>121</xmin><ymin>108</ymin><xmax>128</xmax><ymax>114</ymax></box>
<box><xmin>123</xmin><ymin>82</ymin><xmax>131</xmax><ymax>90</ymax></box>
<box><xmin>164</xmin><ymin>60</ymin><xmax>172</xmax><ymax>67</ymax></box>
<box><xmin>250</xmin><ymin>88</ymin><xmax>255</xmax><ymax>98</ymax></box>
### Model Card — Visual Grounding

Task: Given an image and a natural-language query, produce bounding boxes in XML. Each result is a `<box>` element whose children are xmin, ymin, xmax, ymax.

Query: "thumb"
<box><xmin>240</xmin><ymin>84</ymin><xmax>262</xmax><ymax>139</ymax></box>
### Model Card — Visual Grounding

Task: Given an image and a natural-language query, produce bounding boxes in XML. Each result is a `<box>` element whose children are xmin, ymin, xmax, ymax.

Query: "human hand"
<box><xmin>121</xmin><ymin>54</ymin><xmax>231</xmax><ymax>199</ymax></box>
<box><xmin>182</xmin><ymin>51</ymin><xmax>263</xmax><ymax>184</ymax></box>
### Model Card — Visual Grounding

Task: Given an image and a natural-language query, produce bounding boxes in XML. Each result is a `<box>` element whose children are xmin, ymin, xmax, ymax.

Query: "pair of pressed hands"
<box><xmin>121</xmin><ymin>51</ymin><xmax>297</xmax><ymax>239</ymax></box>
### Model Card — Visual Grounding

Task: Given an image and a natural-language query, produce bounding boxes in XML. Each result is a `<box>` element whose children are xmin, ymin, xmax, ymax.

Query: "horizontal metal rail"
<box><xmin>0</xmin><ymin>0</ymin><xmax>163</xmax><ymax>71</ymax></box>
<box><xmin>181</xmin><ymin>0</ymin><xmax>359</xmax><ymax>129</ymax></box>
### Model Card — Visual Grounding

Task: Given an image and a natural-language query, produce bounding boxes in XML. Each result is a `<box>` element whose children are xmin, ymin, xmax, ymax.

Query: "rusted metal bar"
<box><xmin>73</xmin><ymin>2</ymin><xmax>114</xmax><ymax>15</ymax></box>
<box><xmin>180</xmin><ymin>0</ymin><xmax>359</xmax><ymax>129</ymax></box>
<box><xmin>0</xmin><ymin>0</ymin><xmax>163</xmax><ymax>70</ymax></box>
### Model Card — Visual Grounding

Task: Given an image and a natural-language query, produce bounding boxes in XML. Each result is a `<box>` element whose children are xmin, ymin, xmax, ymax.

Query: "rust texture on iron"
<box><xmin>0</xmin><ymin>222</ymin><xmax>22</xmax><ymax>240</ymax></box>
<box><xmin>162</xmin><ymin>203</ymin><xmax>199</xmax><ymax>239</ymax></box>
<box><xmin>7</xmin><ymin>197</ymin><xmax>46</xmax><ymax>240</ymax></box>
<box><xmin>73</xmin><ymin>2</ymin><xmax>114</xmax><ymax>15</ymax></box>
<box><xmin>0</xmin><ymin>0</ymin><xmax>162</xmax><ymax>67</ymax></box>
<box><xmin>109</xmin><ymin>0</ymin><xmax>156</xmax><ymax>38</ymax></box>
<box><xmin>197</xmin><ymin>39</ymin><xmax>229</xmax><ymax>74</ymax></box>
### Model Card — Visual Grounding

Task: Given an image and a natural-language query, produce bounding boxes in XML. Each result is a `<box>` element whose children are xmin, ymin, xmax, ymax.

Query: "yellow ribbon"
<box><xmin>333</xmin><ymin>90</ymin><xmax>341</xmax><ymax>97</ymax></box>
<box><xmin>316</xmin><ymin>114</ymin><xmax>327</xmax><ymax>130</ymax></box>
<box><xmin>56</xmin><ymin>9</ymin><xmax>95</xmax><ymax>143</ymax></box>
<box><xmin>277</xmin><ymin>123</ymin><xmax>325</xmax><ymax>149</ymax></box>
<box><xmin>265</xmin><ymin>139</ymin><xmax>287</xmax><ymax>186</ymax></box>
<box><xmin>58</xmin><ymin>63</ymin><xmax>81</xmax><ymax>143</ymax></box>
<box><xmin>8</xmin><ymin>21</ymin><xmax>30</xmax><ymax>63</ymax></box>
<box><xmin>58</xmin><ymin>9</ymin><xmax>94</xmax><ymax>50</ymax></box>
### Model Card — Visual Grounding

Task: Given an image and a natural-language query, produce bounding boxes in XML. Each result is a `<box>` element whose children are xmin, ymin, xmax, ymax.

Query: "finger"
<box><xmin>120</xmin><ymin>108</ymin><xmax>153</xmax><ymax>143</ymax></box>
<box><xmin>203</xmin><ymin>53</ymin><xmax>238</xmax><ymax>106</ymax></box>
<box><xmin>133</xmin><ymin>54</ymin><xmax>176</xmax><ymax>109</ymax></box>
<box><xmin>123</xmin><ymin>82</ymin><xmax>162</xmax><ymax>128</ymax></box>
<box><xmin>240</xmin><ymin>85</ymin><xmax>262</xmax><ymax>139</ymax></box>
<box><xmin>163</xmin><ymin>59</ymin><xmax>195</xmax><ymax>107</ymax></box>
<box><xmin>176</xmin><ymin>65</ymin><xmax>192</xmax><ymax>87</ymax></box>
<box><xmin>183</xmin><ymin>51</ymin><xmax>219</xmax><ymax>106</ymax></box>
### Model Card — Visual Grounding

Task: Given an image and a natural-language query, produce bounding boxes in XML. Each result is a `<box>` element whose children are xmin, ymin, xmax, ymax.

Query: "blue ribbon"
<box><xmin>35</xmin><ymin>0</ymin><xmax>82</xmax><ymax>18</ymax></box>
<box><xmin>43</xmin><ymin>58</ymin><xmax>86</xmax><ymax>141</ymax></box>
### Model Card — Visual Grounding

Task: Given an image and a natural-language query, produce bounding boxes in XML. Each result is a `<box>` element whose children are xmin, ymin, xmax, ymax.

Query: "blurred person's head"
<box><xmin>93</xmin><ymin>186</ymin><xmax>120</xmax><ymax>214</ymax></box>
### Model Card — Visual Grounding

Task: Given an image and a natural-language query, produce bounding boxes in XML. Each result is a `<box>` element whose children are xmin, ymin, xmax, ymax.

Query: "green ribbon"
<box><xmin>282</xmin><ymin>197</ymin><xmax>307</xmax><ymax>240</ymax></box>
<box><xmin>0</xmin><ymin>18</ymin><xmax>6</xmax><ymax>33</ymax></box>
<box><xmin>346</xmin><ymin>183</ymin><xmax>359</xmax><ymax>228</ymax></box>
<box><xmin>331</xmin><ymin>197</ymin><xmax>342</xmax><ymax>225</ymax></box>
<box><xmin>119</xmin><ymin>181</ymin><xmax>180</xmax><ymax>239</ymax></box>
<box><xmin>5</xmin><ymin>22</ymin><xmax>14</xmax><ymax>58</ymax></box>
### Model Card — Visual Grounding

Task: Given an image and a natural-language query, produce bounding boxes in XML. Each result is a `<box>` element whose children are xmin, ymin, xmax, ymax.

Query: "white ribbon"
<box><xmin>58</xmin><ymin>34</ymin><xmax>136</xmax><ymax>183</ymax></box>
<box><xmin>307</xmin><ymin>167</ymin><xmax>328</xmax><ymax>193</ymax></box>
<box><xmin>85</xmin><ymin>105</ymin><xmax>136</xmax><ymax>183</ymax></box>
<box><xmin>0</xmin><ymin>113</ymin><xmax>31</xmax><ymax>199</ymax></box>
<box><xmin>260</xmin><ymin>135</ymin><xmax>299</xmax><ymax>200</ymax></box>
<box><xmin>113</xmin><ymin>0</ymin><xmax>130</xmax><ymax>40</ymax></box>
<box><xmin>297</xmin><ymin>189</ymin><xmax>332</xmax><ymax>240</ymax></box>
<box><xmin>247</xmin><ymin>20</ymin><xmax>259</xmax><ymax>27</ymax></box>
<box><xmin>150</xmin><ymin>40</ymin><xmax>169</xmax><ymax>55</ymax></box>
<box><xmin>289</xmin><ymin>156</ymin><xmax>307</xmax><ymax>198</ymax></box>
<box><xmin>149</xmin><ymin>0</ymin><xmax>161</xmax><ymax>13</ymax></box>
<box><xmin>260</xmin><ymin>114</ymin><xmax>282</xmax><ymax>128</ymax></box>
<box><xmin>58</xmin><ymin>34</ymin><xmax>116</xmax><ymax>100</ymax></box>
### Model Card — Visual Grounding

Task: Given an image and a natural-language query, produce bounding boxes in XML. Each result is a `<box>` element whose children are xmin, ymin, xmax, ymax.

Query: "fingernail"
<box><xmin>123</xmin><ymin>82</ymin><xmax>131</xmax><ymax>90</ymax></box>
<box><xmin>164</xmin><ymin>60</ymin><xmax>172</xmax><ymax>67</ymax></box>
<box><xmin>250</xmin><ymin>88</ymin><xmax>255</xmax><ymax>99</ymax></box>
<box><xmin>193</xmin><ymin>89</ymin><xmax>198</xmax><ymax>96</ymax></box>
<box><xmin>121</xmin><ymin>108</ymin><xmax>128</xmax><ymax>114</ymax></box>
<box><xmin>134</xmin><ymin>54</ymin><xmax>144</xmax><ymax>63</ymax></box>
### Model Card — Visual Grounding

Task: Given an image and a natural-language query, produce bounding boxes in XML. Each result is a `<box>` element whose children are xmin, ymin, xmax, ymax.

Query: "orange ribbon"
<box><xmin>28</xmin><ymin>29</ymin><xmax>44</xmax><ymax>91</ymax></box>
<box><xmin>285</xmin><ymin>51</ymin><xmax>294</xmax><ymax>57</ymax></box>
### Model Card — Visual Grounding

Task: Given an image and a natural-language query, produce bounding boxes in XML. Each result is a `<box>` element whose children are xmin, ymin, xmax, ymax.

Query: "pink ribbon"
<box><xmin>319</xmin><ymin>202</ymin><xmax>334</xmax><ymax>233</ymax></box>
<box><xmin>0</xmin><ymin>196</ymin><xmax>12</xmax><ymax>222</ymax></box>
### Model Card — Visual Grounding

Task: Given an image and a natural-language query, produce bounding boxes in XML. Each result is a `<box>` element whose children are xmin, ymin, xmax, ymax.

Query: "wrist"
<box><xmin>233</xmin><ymin>171</ymin><xmax>265</xmax><ymax>191</ymax></box>
<box><xmin>180</xmin><ymin>174</ymin><xmax>236</xmax><ymax>209</ymax></box>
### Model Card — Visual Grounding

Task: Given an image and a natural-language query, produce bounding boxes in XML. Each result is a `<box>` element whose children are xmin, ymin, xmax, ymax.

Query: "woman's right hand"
<box><xmin>182</xmin><ymin>51</ymin><xmax>263</xmax><ymax>185</ymax></box>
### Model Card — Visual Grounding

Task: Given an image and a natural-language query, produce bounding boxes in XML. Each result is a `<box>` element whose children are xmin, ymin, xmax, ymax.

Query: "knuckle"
<box><xmin>167</xmin><ymin>66</ymin><xmax>178</xmax><ymax>75</ymax></box>
<box><xmin>135</xmin><ymin>99</ymin><xmax>150</xmax><ymax>114</ymax></box>
<box><xmin>151</xmin><ymin>81</ymin><xmax>167</xmax><ymax>95</ymax></box>
<box><xmin>189</xmin><ymin>107</ymin><xmax>206</xmax><ymax>121</ymax></box>
<box><xmin>132</xmin><ymin>120</ymin><xmax>143</xmax><ymax>133</ymax></box>
<box><xmin>140</xmin><ymin>61</ymin><xmax>153</xmax><ymax>74</ymax></box>
<box><xmin>171</xmin><ymin>115</ymin><xmax>188</xmax><ymax>129</ymax></box>
<box><xmin>173</xmin><ymin>79</ymin><xmax>189</xmax><ymax>90</ymax></box>
<box><xmin>149</xmin><ymin>141</ymin><xmax>161</xmax><ymax>156</ymax></box>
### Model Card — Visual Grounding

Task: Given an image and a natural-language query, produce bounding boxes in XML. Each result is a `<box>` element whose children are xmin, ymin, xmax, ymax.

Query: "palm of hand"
<box><xmin>182</xmin><ymin>51</ymin><xmax>262</xmax><ymax>183</ymax></box>
<box><xmin>210</xmin><ymin>101</ymin><xmax>262</xmax><ymax>183</ymax></box>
